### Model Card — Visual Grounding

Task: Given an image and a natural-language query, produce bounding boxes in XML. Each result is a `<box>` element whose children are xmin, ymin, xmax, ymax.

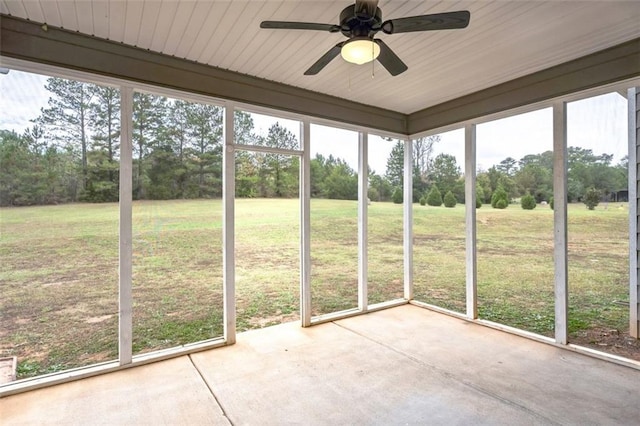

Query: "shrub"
<box><xmin>367</xmin><ymin>187</ymin><xmax>380</xmax><ymax>202</ymax></box>
<box><xmin>392</xmin><ymin>187</ymin><xmax>403</xmax><ymax>204</ymax></box>
<box><xmin>419</xmin><ymin>196</ymin><xmax>426</xmax><ymax>206</ymax></box>
<box><xmin>426</xmin><ymin>186</ymin><xmax>443</xmax><ymax>207</ymax></box>
<box><xmin>476</xmin><ymin>197</ymin><xmax>482</xmax><ymax>208</ymax></box>
<box><xmin>476</xmin><ymin>185</ymin><xmax>485</xmax><ymax>204</ymax></box>
<box><xmin>584</xmin><ymin>187</ymin><xmax>600</xmax><ymax>210</ymax></box>
<box><xmin>495</xmin><ymin>199</ymin><xmax>508</xmax><ymax>209</ymax></box>
<box><xmin>521</xmin><ymin>193</ymin><xmax>536</xmax><ymax>210</ymax></box>
<box><xmin>444</xmin><ymin>191</ymin><xmax>457</xmax><ymax>208</ymax></box>
<box><xmin>491</xmin><ymin>186</ymin><xmax>509</xmax><ymax>209</ymax></box>
<box><xmin>549</xmin><ymin>196</ymin><xmax>554</xmax><ymax>210</ymax></box>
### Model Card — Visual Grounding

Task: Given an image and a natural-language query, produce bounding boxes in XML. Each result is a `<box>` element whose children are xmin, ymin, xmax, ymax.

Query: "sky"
<box><xmin>0</xmin><ymin>68</ymin><xmax>630</xmax><ymax>176</ymax></box>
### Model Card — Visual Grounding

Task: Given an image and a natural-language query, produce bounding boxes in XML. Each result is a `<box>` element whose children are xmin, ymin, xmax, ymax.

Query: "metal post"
<box><xmin>223</xmin><ymin>105</ymin><xmax>236</xmax><ymax>344</ymax></box>
<box><xmin>404</xmin><ymin>139</ymin><xmax>414</xmax><ymax>300</ymax></box>
<box><xmin>629</xmin><ymin>87</ymin><xmax>639</xmax><ymax>339</ymax></box>
<box><xmin>553</xmin><ymin>101</ymin><xmax>569</xmax><ymax>345</ymax></box>
<box><xmin>465</xmin><ymin>124</ymin><xmax>477</xmax><ymax>319</ymax></box>
<box><xmin>300</xmin><ymin>120</ymin><xmax>312</xmax><ymax>326</ymax></box>
<box><xmin>118</xmin><ymin>86</ymin><xmax>133</xmax><ymax>364</ymax></box>
<box><xmin>358</xmin><ymin>132</ymin><xmax>368</xmax><ymax>311</ymax></box>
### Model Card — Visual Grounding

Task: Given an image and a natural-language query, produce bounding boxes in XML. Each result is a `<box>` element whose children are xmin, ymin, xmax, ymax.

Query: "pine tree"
<box><xmin>185</xmin><ymin>103</ymin><xmax>223</xmax><ymax>198</ymax></box>
<box><xmin>163</xmin><ymin>100</ymin><xmax>190</xmax><ymax>198</ymax></box>
<box><xmin>385</xmin><ymin>141</ymin><xmax>404</xmax><ymax>189</ymax></box>
<box><xmin>259</xmin><ymin>123</ymin><xmax>299</xmax><ymax>197</ymax></box>
<box><xmin>132</xmin><ymin>92</ymin><xmax>167</xmax><ymax>199</ymax></box>
<box><xmin>491</xmin><ymin>186</ymin><xmax>509</xmax><ymax>209</ymax></box>
<box><xmin>426</xmin><ymin>185</ymin><xmax>443</xmax><ymax>206</ymax></box>
<box><xmin>87</xmin><ymin>85</ymin><xmax>120</xmax><ymax>202</ymax></box>
<box><xmin>520</xmin><ymin>192</ymin><xmax>536</xmax><ymax>210</ymax></box>
<box><xmin>233</xmin><ymin>111</ymin><xmax>254</xmax><ymax>145</ymax></box>
<box><xmin>444</xmin><ymin>190</ymin><xmax>457</xmax><ymax>208</ymax></box>
<box><xmin>39</xmin><ymin>77</ymin><xmax>93</xmax><ymax>194</ymax></box>
<box><xmin>430</xmin><ymin>153</ymin><xmax>461</xmax><ymax>195</ymax></box>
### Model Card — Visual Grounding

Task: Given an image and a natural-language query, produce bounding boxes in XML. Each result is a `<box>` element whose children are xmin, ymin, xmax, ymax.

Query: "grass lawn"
<box><xmin>1</xmin><ymin>198</ymin><xmax>637</xmax><ymax>378</ymax></box>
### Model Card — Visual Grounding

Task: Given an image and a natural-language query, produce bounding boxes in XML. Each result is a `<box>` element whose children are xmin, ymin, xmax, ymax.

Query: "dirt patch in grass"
<box><xmin>248</xmin><ymin>312</ymin><xmax>299</xmax><ymax>328</ymax></box>
<box><xmin>86</xmin><ymin>315</ymin><xmax>114</xmax><ymax>324</ymax></box>
<box><xmin>571</xmin><ymin>328</ymin><xmax>640</xmax><ymax>361</ymax></box>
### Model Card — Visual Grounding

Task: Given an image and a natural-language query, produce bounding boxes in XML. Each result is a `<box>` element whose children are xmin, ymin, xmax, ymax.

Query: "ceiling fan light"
<box><xmin>341</xmin><ymin>39</ymin><xmax>380</xmax><ymax>65</ymax></box>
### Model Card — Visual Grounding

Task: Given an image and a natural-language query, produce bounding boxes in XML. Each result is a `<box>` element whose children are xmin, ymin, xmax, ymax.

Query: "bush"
<box><xmin>367</xmin><ymin>187</ymin><xmax>380</xmax><ymax>202</ymax></box>
<box><xmin>584</xmin><ymin>187</ymin><xmax>600</xmax><ymax>210</ymax></box>
<box><xmin>549</xmin><ymin>196</ymin><xmax>554</xmax><ymax>210</ymax></box>
<box><xmin>476</xmin><ymin>185</ymin><xmax>485</xmax><ymax>205</ymax></box>
<box><xmin>391</xmin><ymin>187</ymin><xmax>403</xmax><ymax>204</ymax></box>
<box><xmin>495</xmin><ymin>199</ymin><xmax>508</xmax><ymax>209</ymax></box>
<box><xmin>476</xmin><ymin>197</ymin><xmax>482</xmax><ymax>208</ymax></box>
<box><xmin>426</xmin><ymin>186</ymin><xmax>443</xmax><ymax>207</ymax></box>
<box><xmin>491</xmin><ymin>186</ymin><xmax>509</xmax><ymax>209</ymax></box>
<box><xmin>521</xmin><ymin>193</ymin><xmax>536</xmax><ymax>210</ymax></box>
<box><xmin>419</xmin><ymin>196</ymin><xmax>426</xmax><ymax>206</ymax></box>
<box><xmin>444</xmin><ymin>191</ymin><xmax>457</xmax><ymax>208</ymax></box>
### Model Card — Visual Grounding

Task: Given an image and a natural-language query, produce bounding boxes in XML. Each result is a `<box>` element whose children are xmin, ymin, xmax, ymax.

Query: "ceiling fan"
<box><xmin>260</xmin><ymin>0</ymin><xmax>470</xmax><ymax>76</ymax></box>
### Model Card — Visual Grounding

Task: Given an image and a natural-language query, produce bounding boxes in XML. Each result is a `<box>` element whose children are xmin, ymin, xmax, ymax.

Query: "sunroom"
<box><xmin>1</xmin><ymin>1</ymin><xmax>639</xmax><ymax>423</ymax></box>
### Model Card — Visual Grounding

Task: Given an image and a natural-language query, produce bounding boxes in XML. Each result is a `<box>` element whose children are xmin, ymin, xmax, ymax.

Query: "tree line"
<box><xmin>0</xmin><ymin>77</ymin><xmax>629</xmax><ymax>207</ymax></box>
<box><xmin>0</xmin><ymin>77</ymin><xmax>361</xmax><ymax>206</ymax></box>
<box><xmin>379</xmin><ymin>138</ymin><xmax>627</xmax><ymax>207</ymax></box>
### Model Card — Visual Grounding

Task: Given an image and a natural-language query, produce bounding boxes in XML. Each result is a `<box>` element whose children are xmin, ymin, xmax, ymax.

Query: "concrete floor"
<box><xmin>2</xmin><ymin>305</ymin><xmax>639</xmax><ymax>425</ymax></box>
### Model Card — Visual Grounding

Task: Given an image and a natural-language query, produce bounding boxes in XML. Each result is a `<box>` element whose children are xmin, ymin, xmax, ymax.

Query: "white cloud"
<box><xmin>0</xmin><ymin>69</ymin><xmax>50</xmax><ymax>133</ymax></box>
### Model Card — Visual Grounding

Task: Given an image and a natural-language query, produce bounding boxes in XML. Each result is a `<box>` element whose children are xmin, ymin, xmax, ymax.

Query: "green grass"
<box><xmin>1</xmin><ymin>199</ymin><xmax>636</xmax><ymax>378</ymax></box>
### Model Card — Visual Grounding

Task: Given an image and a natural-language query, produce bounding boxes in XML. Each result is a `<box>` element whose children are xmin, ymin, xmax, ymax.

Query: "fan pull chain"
<box><xmin>371</xmin><ymin>42</ymin><xmax>375</xmax><ymax>79</ymax></box>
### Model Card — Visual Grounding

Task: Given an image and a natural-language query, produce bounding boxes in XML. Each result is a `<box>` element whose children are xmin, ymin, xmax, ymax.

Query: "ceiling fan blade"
<box><xmin>381</xmin><ymin>10</ymin><xmax>470</xmax><ymax>34</ymax></box>
<box><xmin>260</xmin><ymin>21</ymin><xmax>341</xmax><ymax>32</ymax></box>
<box><xmin>374</xmin><ymin>39</ymin><xmax>408</xmax><ymax>76</ymax></box>
<box><xmin>304</xmin><ymin>42</ymin><xmax>346</xmax><ymax>75</ymax></box>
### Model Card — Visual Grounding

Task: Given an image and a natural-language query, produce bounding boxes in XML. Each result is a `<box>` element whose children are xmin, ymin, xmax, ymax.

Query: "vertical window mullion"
<box><xmin>465</xmin><ymin>124</ymin><xmax>477</xmax><ymax>319</ymax></box>
<box><xmin>300</xmin><ymin>119</ymin><xmax>312</xmax><ymax>326</ymax></box>
<box><xmin>119</xmin><ymin>86</ymin><xmax>133</xmax><ymax>364</ymax></box>
<box><xmin>553</xmin><ymin>101</ymin><xmax>569</xmax><ymax>345</ymax></box>
<box><xmin>223</xmin><ymin>105</ymin><xmax>236</xmax><ymax>344</ymax></box>
<box><xmin>629</xmin><ymin>87</ymin><xmax>639</xmax><ymax>339</ymax></box>
<box><xmin>403</xmin><ymin>139</ymin><xmax>413</xmax><ymax>300</ymax></box>
<box><xmin>358</xmin><ymin>132</ymin><xmax>368</xmax><ymax>311</ymax></box>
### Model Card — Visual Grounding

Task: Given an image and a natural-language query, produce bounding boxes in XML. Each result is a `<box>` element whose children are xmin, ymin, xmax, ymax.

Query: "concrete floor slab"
<box><xmin>337</xmin><ymin>305</ymin><xmax>640</xmax><ymax>425</ymax></box>
<box><xmin>1</xmin><ymin>356</ymin><xmax>229</xmax><ymax>425</ymax></box>
<box><xmin>191</xmin><ymin>319</ymin><xmax>549</xmax><ymax>425</ymax></box>
<box><xmin>1</xmin><ymin>305</ymin><xmax>639</xmax><ymax>425</ymax></box>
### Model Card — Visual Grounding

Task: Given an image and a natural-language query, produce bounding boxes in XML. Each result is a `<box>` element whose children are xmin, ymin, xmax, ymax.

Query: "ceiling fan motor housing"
<box><xmin>340</xmin><ymin>5</ymin><xmax>382</xmax><ymax>38</ymax></box>
<box><xmin>259</xmin><ymin>2</ymin><xmax>470</xmax><ymax>76</ymax></box>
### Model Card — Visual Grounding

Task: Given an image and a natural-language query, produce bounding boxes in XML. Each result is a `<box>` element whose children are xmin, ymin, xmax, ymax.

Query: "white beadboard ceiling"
<box><xmin>2</xmin><ymin>0</ymin><xmax>639</xmax><ymax>114</ymax></box>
